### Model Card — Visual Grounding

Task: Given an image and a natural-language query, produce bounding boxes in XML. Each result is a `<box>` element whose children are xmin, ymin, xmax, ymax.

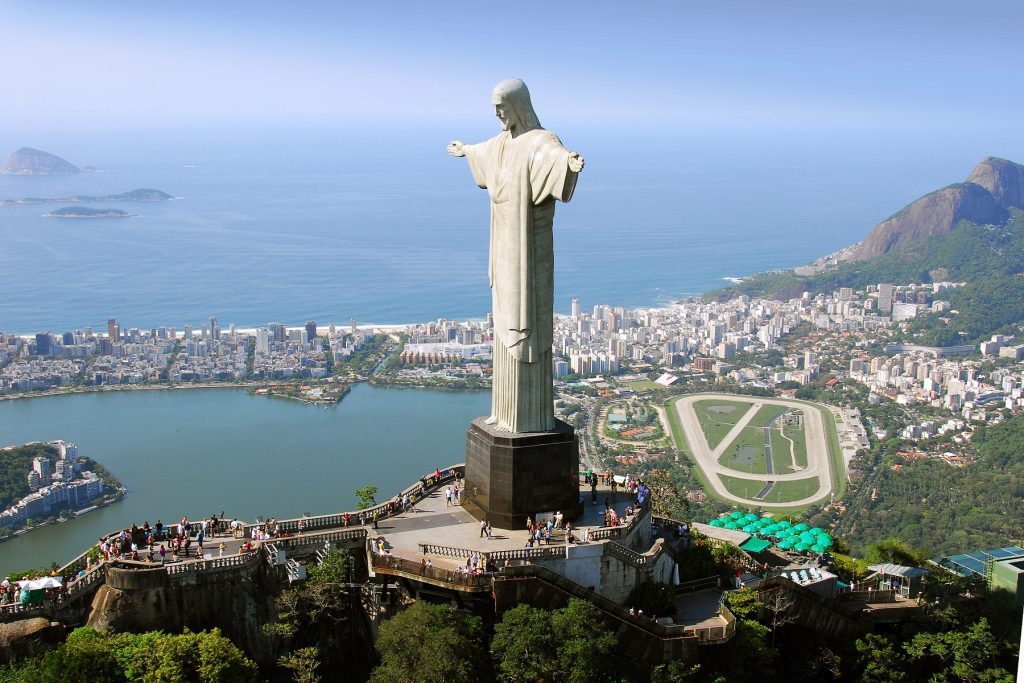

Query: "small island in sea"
<box><xmin>0</xmin><ymin>147</ymin><xmax>82</xmax><ymax>175</ymax></box>
<box><xmin>45</xmin><ymin>206</ymin><xmax>135</xmax><ymax>219</ymax></box>
<box><xmin>1</xmin><ymin>188</ymin><xmax>173</xmax><ymax>206</ymax></box>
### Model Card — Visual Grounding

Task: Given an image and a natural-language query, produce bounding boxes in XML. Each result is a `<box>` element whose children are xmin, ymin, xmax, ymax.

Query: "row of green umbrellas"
<box><xmin>706</xmin><ymin>511</ymin><xmax>832</xmax><ymax>553</ymax></box>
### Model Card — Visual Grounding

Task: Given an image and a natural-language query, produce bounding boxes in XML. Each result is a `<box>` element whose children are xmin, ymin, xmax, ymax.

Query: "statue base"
<box><xmin>462</xmin><ymin>417</ymin><xmax>582</xmax><ymax>529</ymax></box>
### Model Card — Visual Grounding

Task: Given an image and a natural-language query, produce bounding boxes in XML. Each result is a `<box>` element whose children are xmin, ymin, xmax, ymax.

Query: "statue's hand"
<box><xmin>447</xmin><ymin>141</ymin><xmax>466</xmax><ymax>157</ymax></box>
<box><xmin>568</xmin><ymin>152</ymin><xmax>585</xmax><ymax>173</ymax></box>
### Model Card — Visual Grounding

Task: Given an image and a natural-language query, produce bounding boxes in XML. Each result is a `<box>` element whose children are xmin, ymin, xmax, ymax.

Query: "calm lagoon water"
<box><xmin>0</xmin><ymin>384</ymin><xmax>489</xmax><ymax>575</ymax></box>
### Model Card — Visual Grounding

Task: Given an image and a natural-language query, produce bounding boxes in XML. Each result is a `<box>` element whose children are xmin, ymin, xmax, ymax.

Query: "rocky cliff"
<box><xmin>851</xmin><ymin>157</ymin><xmax>1024</xmax><ymax>261</ymax></box>
<box><xmin>86</xmin><ymin>562</ymin><xmax>281</xmax><ymax>666</ymax></box>
<box><xmin>0</xmin><ymin>147</ymin><xmax>81</xmax><ymax>175</ymax></box>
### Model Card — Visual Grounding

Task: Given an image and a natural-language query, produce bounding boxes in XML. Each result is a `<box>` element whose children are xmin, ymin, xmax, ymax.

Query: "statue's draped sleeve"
<box><xmin>529</xmin><ymin>134</ymin><xmax>578</xmax><ymax>205</ymax></box>
<box><xmin>463</xmin><ymin>138</ymin><xmax>498</xmax><ymax>191</ymax></box>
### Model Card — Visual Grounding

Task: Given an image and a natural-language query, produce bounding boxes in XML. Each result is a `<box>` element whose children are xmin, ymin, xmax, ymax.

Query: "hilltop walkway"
<box><xmin>369</xmin><ymin>482</ymin><xmax>638</xmax><ymax>569</ymax></box>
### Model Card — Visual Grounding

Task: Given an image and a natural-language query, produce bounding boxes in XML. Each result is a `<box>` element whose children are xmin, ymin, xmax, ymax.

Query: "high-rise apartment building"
<box><xmin>305</xmin><ymin>321</ymin><xmax>317</xmax><ymax>343</ymax></box>
<box><xmin>570</xmin><ymin>298</ymin><xmax>580</xmax><ymax>318</ymax></box>
<box><xmin>35</xmin><ymin>333</ymin><xmax>52</xmax><ymax>356</ymax></box>
<box><xmin>107</xmin><ymin>318</ymin><xmax>119</xmax><ymax>341</ymax></box>
<box><xmin>877</xmin><ymin>283</ymin><xmax>894</xmax><ymax>314</ymax></box>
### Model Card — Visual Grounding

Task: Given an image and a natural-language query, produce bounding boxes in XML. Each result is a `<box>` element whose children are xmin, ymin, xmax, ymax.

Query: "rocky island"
<box><xmin>0</xmin><ymin>147</ymin><xmax>81</xmax><ymax>175</ymax></box>
<box><xmin>1</xmin><ymin>188</ymin><xmax>173</xmax><ymax>206</ymax></box>
<box><xmin>44</xmin><ymin>206</ymin><xmax>134</xmax><ymax>219</ymax></box>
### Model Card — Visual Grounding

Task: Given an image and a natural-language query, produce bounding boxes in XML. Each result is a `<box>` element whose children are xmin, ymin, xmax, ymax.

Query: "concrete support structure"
<box><xmin>463</xmin><ymin>417</ymin><xmax>581</xmax><ymax>528</ymax></box>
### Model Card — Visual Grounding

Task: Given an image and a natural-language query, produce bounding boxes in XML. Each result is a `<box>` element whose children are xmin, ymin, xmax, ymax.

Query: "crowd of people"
<box><xmin>89</xmin><ymin>513</ymin><xmax>244</xmax><ymax>568</ymax></box>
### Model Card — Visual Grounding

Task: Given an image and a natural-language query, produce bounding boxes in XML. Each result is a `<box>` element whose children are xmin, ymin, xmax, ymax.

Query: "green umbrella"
<box><xmin>799</xmin><ymin>531</ymin><xmax>815</xmax><ymax>542</ymax></box>
<box><xmin>743</xmin><ymin>513</ymin><xmax>759</xmax><ymax>523</ymax></box>
<box><xmin>774</xmin><ymin>530</ymin><xmax>789</xmax><ymax>540</ymax></box>
<box><xmin>795</xmin><ymin>542</ymin><xmax>812</xmax><ymax>551</ymax></box>
<box><xmin>810</xmin><ymin>527</ymin><xmax>824</xmax><ymax>536</ymax></box>
<box><xmin>777</xmin><ymin>520</ymin><xmax>792</xmax><ymax>529</ymax></box>
<box><xmin>742</xmin><ymin>524</ymin><xmax>757</xmax><ymax>534</ymax></box>
<box><xmin>709</xmin><ymin>519</ymin><xmax>724</xmax><ymax>527</ymax></box>
<box><xmin>778</xmin><ymin>539</ymin><xmax>794</xmax><ymax>550</ymax></box>
<box><xmin>764</xmin><ymin>524</ymin><xmax>780</xmax><ymax>534</ymax></box>
<box><xmin>819</xmin><ymin>537</ymin><xmax>833</xmax><ymax>548</ymax></box>
<box><xmin>730</xmin><ymin>511</ymin><xmax>744</xmax><ymax>520</ymax></box>
<box><xmin>724</xmin><ymin>522</ymin><xmax>739</xmax><ymax>530</ymax></box>
<box><xmin>793</xmin><ymin>523</ymin><xmax>809</xmax><ymax>532</ymax></box>
<box><xmin>819</xmin><ymin>533</ymin><xmax>833</xmax><ymax>543</ymax></box>
<box><xmin>811</xmin><ymin>544</ymin><xmax>826</xmax><ymax>553</ymax></box>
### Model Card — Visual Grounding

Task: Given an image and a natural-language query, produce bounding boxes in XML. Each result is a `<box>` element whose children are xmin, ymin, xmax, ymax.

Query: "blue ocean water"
<box><xmin>1</xmin><ymin>124</ymin><xmax>1018</xmax><ymax>333</ymax></box>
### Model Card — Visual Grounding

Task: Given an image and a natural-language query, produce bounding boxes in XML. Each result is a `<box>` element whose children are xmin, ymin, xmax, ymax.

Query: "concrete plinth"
<box><xmin>462</xmin><ymin>417</ymin><xmax>582</xmax><ymax>529</ymax></box>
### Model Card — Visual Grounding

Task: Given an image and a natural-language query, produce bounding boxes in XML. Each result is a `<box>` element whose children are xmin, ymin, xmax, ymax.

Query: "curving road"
<box><xmin>671</xmin><ymin>393</ymin><xmax>836</xmax><ymax>508</ymax></box>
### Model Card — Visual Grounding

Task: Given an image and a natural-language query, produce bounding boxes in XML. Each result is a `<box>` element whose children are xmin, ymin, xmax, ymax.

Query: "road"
<box><xmin>671</xmin><ymin>393</ymin><xmax>835</xmax><ymax>509</ymax></box>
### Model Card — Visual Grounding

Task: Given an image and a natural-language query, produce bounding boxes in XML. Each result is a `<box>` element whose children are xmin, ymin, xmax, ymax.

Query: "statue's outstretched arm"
<box><xmin>447</xmin><ymin>141</ymin><xmax>466</xmax><ymax>158</ymax></box>
<box><xmin>567</xmin><ymin>151</ymin><xmax>585</xmax><ymax>173</ymax></box>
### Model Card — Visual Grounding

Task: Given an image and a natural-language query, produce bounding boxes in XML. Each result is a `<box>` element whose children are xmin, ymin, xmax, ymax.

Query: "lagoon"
<box><xmin>0</xmin><ymin>384</ymin><xmax>489</xmax><ymax>575</ymax></box>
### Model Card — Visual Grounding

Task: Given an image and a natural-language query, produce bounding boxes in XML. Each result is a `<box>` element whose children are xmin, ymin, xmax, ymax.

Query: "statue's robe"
<box><xmin>464</xmin><ymin>128</ymin><xmax>578</xmax><ymax>433</ymax></box>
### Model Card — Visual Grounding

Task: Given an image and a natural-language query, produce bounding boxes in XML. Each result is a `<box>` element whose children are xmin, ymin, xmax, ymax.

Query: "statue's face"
<box><xmin>494</xmin><ymin>101</ymin><xmax>519</xmax><ymax>132</ymax></box>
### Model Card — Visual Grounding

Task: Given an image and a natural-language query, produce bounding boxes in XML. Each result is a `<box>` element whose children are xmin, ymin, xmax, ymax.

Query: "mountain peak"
<box><xmin>850</xmin><ymin>157</ymin><xmax>1022</xmax><ymax>261</ymax></box>
<box><xmin>966</xmin><ymin>156</ymin><xmax>1024</xmax><ymax>208</ymax></box>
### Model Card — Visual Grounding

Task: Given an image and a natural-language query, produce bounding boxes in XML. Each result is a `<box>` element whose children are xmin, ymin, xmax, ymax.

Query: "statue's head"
<box><xmin>491</xmin><ymin>78</ymin><xmax>541</xmax><ymax>133</ymax></box>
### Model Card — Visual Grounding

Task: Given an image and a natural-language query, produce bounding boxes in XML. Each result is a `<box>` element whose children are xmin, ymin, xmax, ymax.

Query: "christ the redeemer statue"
<box><xmin>449</xmin><ymin>78</ymin><xmax>584</xmax><ymax>434</ymax></box>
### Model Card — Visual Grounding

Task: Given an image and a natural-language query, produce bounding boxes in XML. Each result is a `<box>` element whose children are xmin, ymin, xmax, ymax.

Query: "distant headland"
<box><xmin>0</xmin><ymin>147</ymin><xmax>83</xmax><ymax>175</ymax></box>
<box><xmin>44</xmin><ymin>207</ymin><xmax>135</xmax><ymax>219</ymax></box>
<box><xmin>2</xmin><ymin>189</ymin><xmax>173</xmax><ymax>206</ymax></box>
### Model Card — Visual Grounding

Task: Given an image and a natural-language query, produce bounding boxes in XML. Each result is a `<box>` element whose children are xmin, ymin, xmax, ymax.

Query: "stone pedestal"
<box><xmin>462</xmin><ymin>417</ymin><xmax>581</xmax><ymax>529</ymax></box>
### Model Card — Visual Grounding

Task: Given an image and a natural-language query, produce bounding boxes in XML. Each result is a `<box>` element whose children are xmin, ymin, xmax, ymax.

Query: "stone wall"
<box><xmin>86</xmin><ymin>557</ymin><xmax>280</xmax><ymax>665</ymax></box>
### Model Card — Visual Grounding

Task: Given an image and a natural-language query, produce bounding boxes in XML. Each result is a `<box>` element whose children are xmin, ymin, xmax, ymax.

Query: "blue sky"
<box><xmin>2</xmin><ymin>0</ymin><xmax>1022</xmax><ymax>135</ymax></box>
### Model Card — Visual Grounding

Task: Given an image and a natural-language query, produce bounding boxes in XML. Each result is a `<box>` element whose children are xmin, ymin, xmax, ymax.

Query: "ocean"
<box><xmin>2</xmin><ymin>123</ymin><xmax>1017</xmax><ymax>334</ymax></box>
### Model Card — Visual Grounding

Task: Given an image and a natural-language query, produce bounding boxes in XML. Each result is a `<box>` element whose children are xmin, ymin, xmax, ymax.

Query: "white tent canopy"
<box><xmin>18</xmin><ymin>577</ymin><xmax>62</xmax><ymax>590</ymax></box>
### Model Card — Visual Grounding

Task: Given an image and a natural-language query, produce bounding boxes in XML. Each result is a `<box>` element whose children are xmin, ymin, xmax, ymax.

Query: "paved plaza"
<box><xmin>369</xmin><ymin>483</ymin><xmax>635</xmax><ymax>569</ymax></box>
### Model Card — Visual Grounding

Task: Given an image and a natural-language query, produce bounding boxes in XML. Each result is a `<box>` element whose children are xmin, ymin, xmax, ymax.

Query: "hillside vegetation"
<box><xmin>0</xmin><ymin>443</ymin><xmax>58</xmax><ymax>509</ymax></box>
<box><xmin>835</xmin><ymin>411</ymin><xmax>1024</xmax><ymax>556</ymax></box>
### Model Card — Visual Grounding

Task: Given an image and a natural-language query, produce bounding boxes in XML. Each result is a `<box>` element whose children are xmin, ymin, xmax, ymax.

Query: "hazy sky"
<box><xmin>3</xmin><ymin>0</ymin><xmax>1022</xmax><ymax>135</ymax></box>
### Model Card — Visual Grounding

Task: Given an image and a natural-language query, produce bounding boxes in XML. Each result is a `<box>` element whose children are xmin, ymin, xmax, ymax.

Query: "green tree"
<box><xmin>903</xmin><ymin>617</ymin><xmax>1013</xmax><ymax>682</ymax></box>
<box><xmin>279</xmin><ymin>647</ymin><xmax>322</xmax><ymax>683</ymax></box>
<box><xmin>0</xmin><ymin>627</ymin><xmax>258</xmax><ymax>683</ymax></box>
<box><xmin>490</xmin><ymin>604</ymin><xmax>556</xmax><ymax>682</ymax></box>
<box><xmin>370</xmin><ymin>601</ymin><xmax>489</xmax><ymax>683</ymax></box>
<box><xmin>864</xmin><ymin>537</ymin><xmax>929</xmax><ymax>568</ymax></box>
<box><xmin>264</xmin><ymin>549</ymin><xmax>366</xmax><ymax>680</ymax></box>
<box><xmin>354</xmin><ymin>485</ymin><xmax>378</xmax><ymax>509</ymax></box>
<box><xmin>491</xmin><ymin>599</ymin><xmax>620</xmax><ymax>683</ymax></box>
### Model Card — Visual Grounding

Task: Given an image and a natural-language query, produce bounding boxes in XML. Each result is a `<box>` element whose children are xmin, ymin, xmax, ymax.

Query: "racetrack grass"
<box><xmin>693</xmin><ymin>399</ymin><xmax>755</xmax><ymax>449</ymax></box>
<box><xmin>719</xmin><ymin>423</ymin><xmax>770</xmax><ymax>474</ymax></box>
<box><xmin>768</xmin><ymin>427</ymin><xmax>795</xmax><ymax>471</ymax></box>
<box><xmin>720</xmin><ymin>474</ymin><xmax>821</xmax><ymax>504</ymax></box>
<box><xmin>747</xmin><ymin>404</ymin><xmax>787</xmax><ymax>428</ymax></box>
<box><xmin>783</xmin><ymin>421</ymin><xmax>808</xmax><ymax>468</ymax></box>
<box><xmin>665</xmin><ymin>397</ymin><xmax>721</xmax><ymax>501</ymax></box>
